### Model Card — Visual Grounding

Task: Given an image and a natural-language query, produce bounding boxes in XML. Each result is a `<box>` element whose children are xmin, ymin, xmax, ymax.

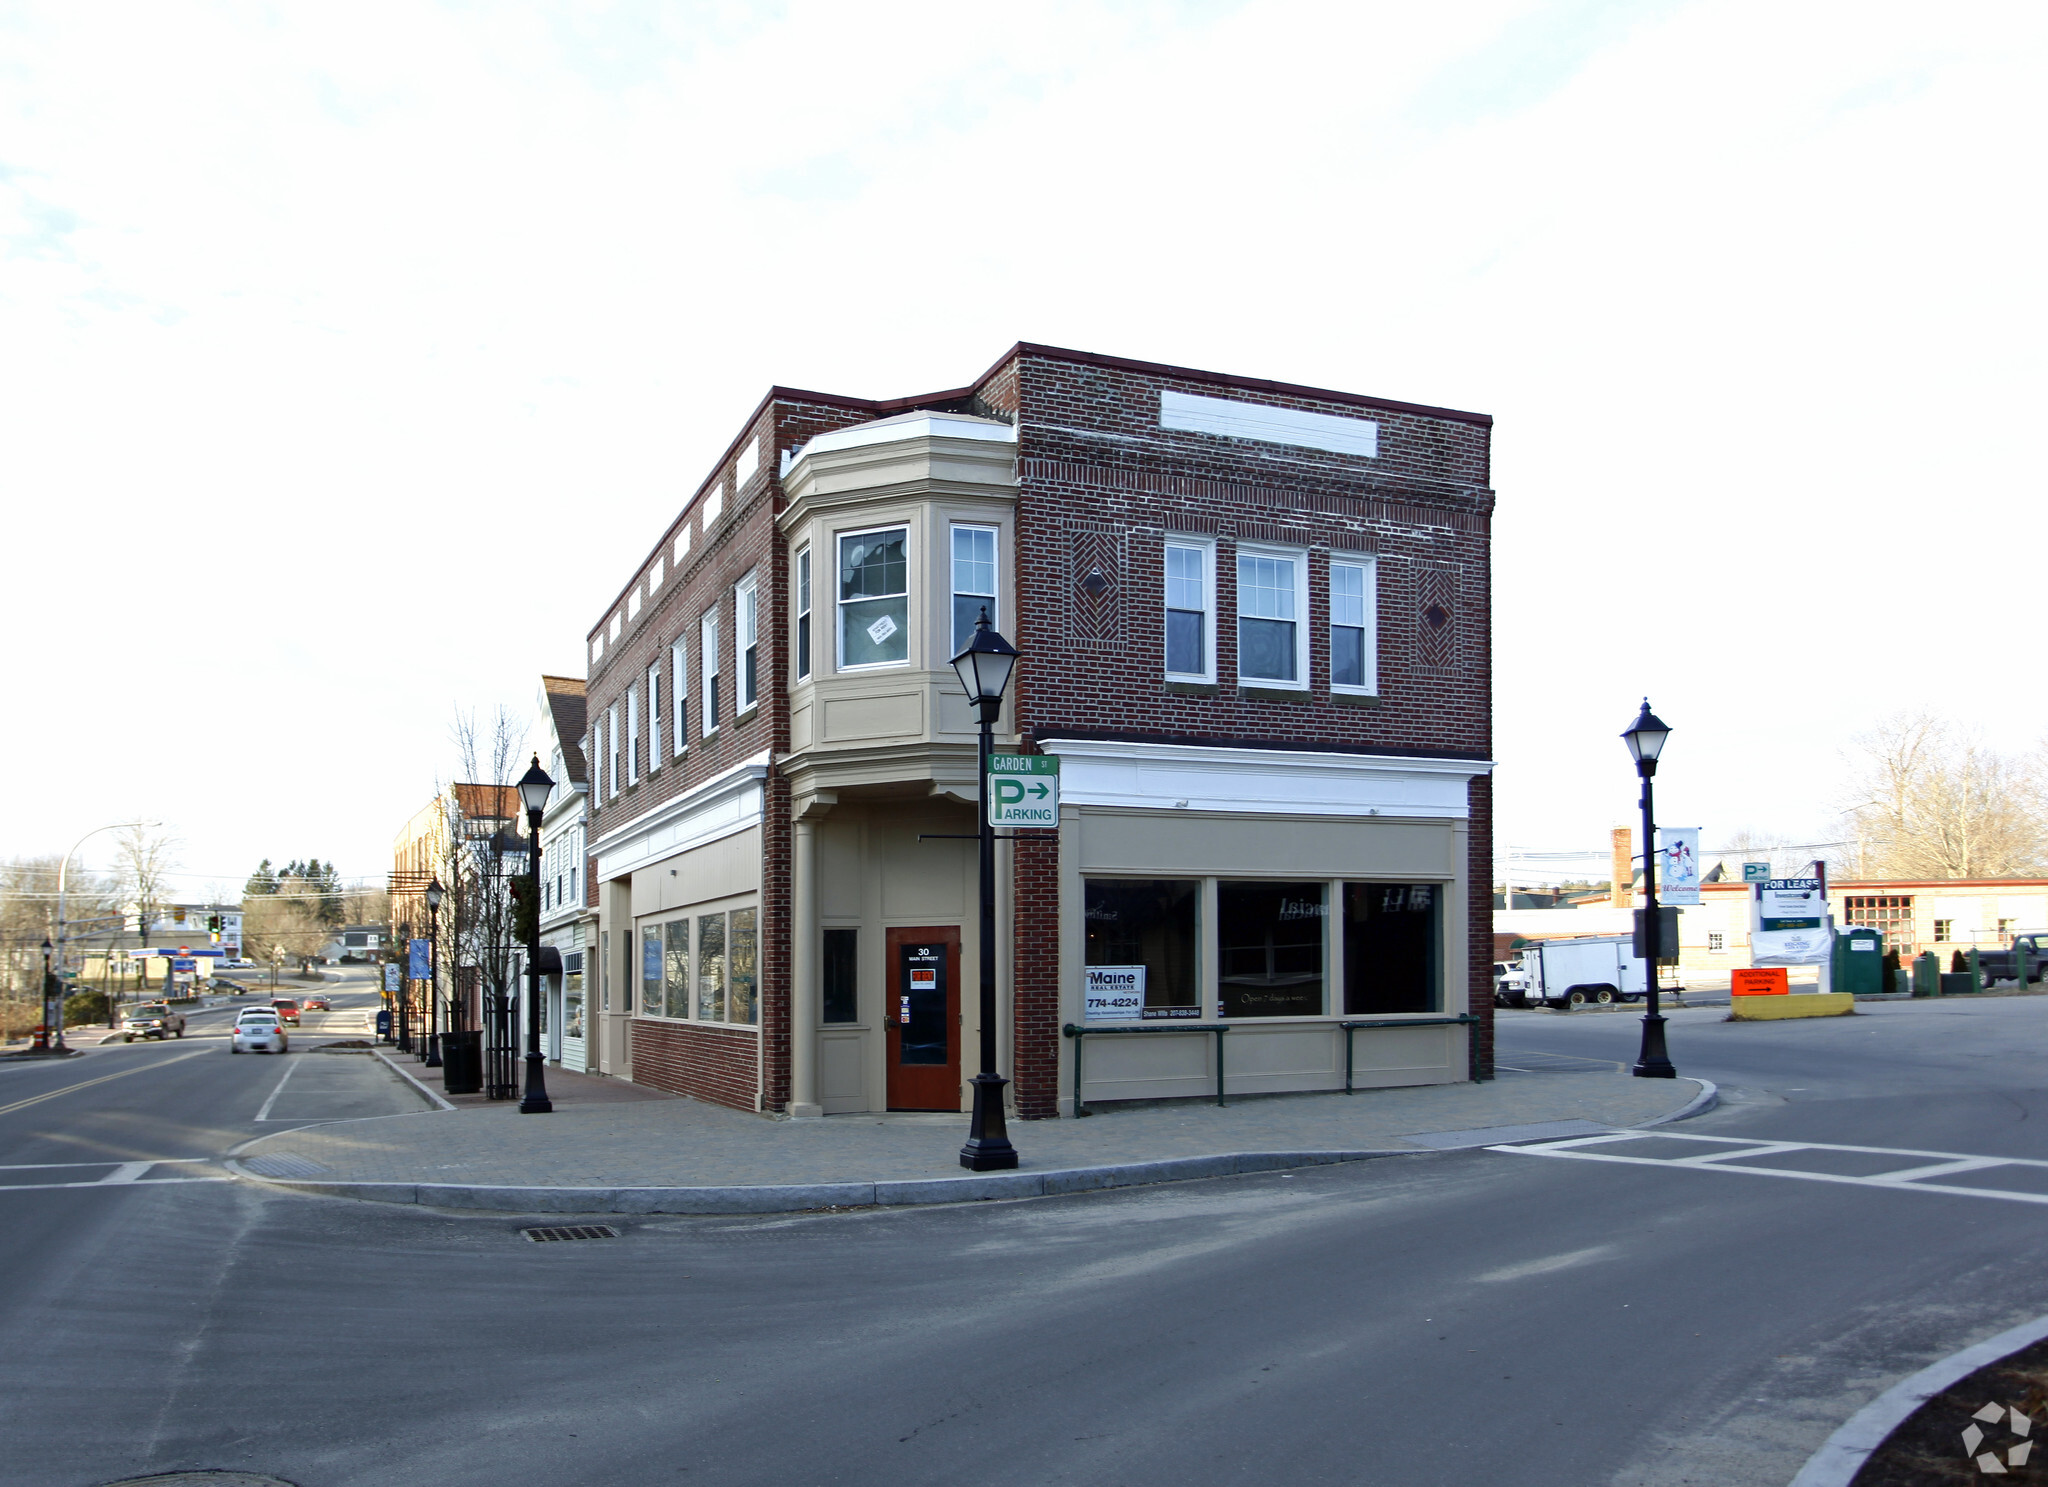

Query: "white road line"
<box><xmin>1493</xmin><ymin>1133</ymin><xmax>2048</xmax><ymax>1207</ymax></box>
<box><xmin>0</xmin><ymin>1176</ymin><xmax>231</xmax><ymax>1193</ymax></box>
<box><xmin>253</xmin><ymin>1058</ymin><xmax>303</xmax><ymax>1122</ymax></box>
<box><xmin>0</xmin><ymin>1158</ymin><xmax>211</xmax><ymax>1173</ymax></box>
<box><xmin>0</xmin><ymin>1049</ymin><xmax>211</xmax><ymax>1116</ymax></box>
<box><xmin>99</xmin><ymin>1162</ymin><xmax>154</xmax><ymax>1183</ymax></box>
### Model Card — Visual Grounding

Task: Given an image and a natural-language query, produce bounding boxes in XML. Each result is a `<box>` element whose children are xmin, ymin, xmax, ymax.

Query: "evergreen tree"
<box><xmin>244</xmin><ymin>859</ymin><xmax>278</xmax><ymax>898</ymax></box>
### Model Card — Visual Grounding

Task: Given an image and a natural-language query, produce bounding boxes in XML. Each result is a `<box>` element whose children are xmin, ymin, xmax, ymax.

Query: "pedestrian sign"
<box><xmin>988</xmin><ymin>754</ymin><xmax>1059</xmax><ymax>827</ymax></box>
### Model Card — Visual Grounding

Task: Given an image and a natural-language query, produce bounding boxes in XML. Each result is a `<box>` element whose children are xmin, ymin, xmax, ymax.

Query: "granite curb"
<box><xmin>223</xmin><ymin>1077</ymin><xmax>1716</xmax><ymax>1214</ymax></box>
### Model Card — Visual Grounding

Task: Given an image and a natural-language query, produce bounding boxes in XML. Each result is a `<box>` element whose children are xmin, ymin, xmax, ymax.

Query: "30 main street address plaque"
<box><xmin>987</xmin><ymin>754</ymin><xmax>1059</xmax><ymax>827</ymax></box>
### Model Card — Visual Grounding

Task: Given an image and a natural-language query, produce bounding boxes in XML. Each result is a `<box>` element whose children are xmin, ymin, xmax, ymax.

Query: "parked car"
<box><xmin>121</xmin><ymin>1002</ymin><xmax>186</xmax><ymax>1041</ymax></box>
<box><xmin>1491</xmin><ymin>960</ymin><xmax>1529</xmax><ymax>1007</ymax></box>
<box><xmin>303</xmin><ymin>995</ymin><xmax>331</xmax><ymax>1012</ymax></box>
<box><xmin>231</xmin><ymin>1011</ymin><xmax>288</xmax><ymax>1054</ymax></box>
<box><xmin>270</xmin><ymin>999</ymin><xmax>302</xmax><ymax>1025</ymax></box>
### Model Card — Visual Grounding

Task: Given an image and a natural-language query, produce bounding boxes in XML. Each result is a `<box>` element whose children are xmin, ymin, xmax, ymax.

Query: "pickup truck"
<box><xmin>1975</xmin><ymin>932</ymin><xmax>2048</xmax><ymax>986</ymax></box>
<box><xmin>121</xmin><ymin>1002</ymin><xmax>187</xmax><ymax>1041</ymax></box>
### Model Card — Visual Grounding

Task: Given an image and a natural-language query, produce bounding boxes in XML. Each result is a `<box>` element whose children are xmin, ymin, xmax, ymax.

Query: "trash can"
<box><xmin>440</xmin><ymin>1029</ymin><xmax>482</xmax><ymax>1095</ymax></box>
<box><xmin>1832</xmin><ymin>927</ymin><xmax>1884</xmax><ymax>997</ymax></box>
<box><xmin>1912</xmin><ymin>951</ymin><xmax>1941</xmax><ymax>997</ymax></box>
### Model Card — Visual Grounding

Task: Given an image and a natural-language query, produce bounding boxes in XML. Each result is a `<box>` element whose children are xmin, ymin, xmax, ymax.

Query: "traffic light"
<box><xmin>207</xmin><ymin>914</ymin><xmax>221</xmax><ymax>932</ymax></box>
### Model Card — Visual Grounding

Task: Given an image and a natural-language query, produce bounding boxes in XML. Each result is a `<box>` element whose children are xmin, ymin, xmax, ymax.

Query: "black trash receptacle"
<box><xmin>441</xmin><ymin>1029</ymin><xmax>483</xmax><ymax>1095</ymax></box>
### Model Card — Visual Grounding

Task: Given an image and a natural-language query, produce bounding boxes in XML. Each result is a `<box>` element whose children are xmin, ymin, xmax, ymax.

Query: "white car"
<box><xmin>231</xmin><ymin>1011</ymin><xmax>289</xmax><ymax>1054</ymax></box>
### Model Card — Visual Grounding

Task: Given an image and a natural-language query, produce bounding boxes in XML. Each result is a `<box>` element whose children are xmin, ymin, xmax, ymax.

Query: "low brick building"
<box><xmin>579</xmin><ymin>344</ymin><xmax>1494</xmax><ymax>1118</ymax></box>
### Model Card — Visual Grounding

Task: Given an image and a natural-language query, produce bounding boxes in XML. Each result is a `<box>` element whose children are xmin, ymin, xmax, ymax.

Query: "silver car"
<box><xmin>231</xmin><ymin>1011</ymin><xmax>288</xmax><ymax>1054</ymax></box>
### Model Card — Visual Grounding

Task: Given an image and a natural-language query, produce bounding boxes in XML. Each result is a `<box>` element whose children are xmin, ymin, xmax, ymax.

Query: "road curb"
<box><xmin>1787</xmin><ymin>1310</ymin><xmax>2048</xmax><ymax>1487</ymax></box>
<box><xmin>224</xmin><ymin>1148</ymin><xmax>1415</xmax><ymax>1214</ymax></box>
<box><xmin>1629</xmin><ymin>1078</ymin><xmax>1717</xmax><ymax>1127</ymax></box>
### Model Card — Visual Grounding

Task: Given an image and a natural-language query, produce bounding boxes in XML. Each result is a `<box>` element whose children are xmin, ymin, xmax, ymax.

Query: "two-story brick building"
<box><xmin>580</xmin><ymin>344</ymin><xmax>1493</xmax><ymax>1119</ymax></box>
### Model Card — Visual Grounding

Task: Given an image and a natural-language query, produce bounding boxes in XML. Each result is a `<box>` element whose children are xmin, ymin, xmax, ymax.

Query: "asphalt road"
<box><xmin>3</xmin><ymin>991</ymin><xmax>2045</xmax><ymax>1487</ymax></box>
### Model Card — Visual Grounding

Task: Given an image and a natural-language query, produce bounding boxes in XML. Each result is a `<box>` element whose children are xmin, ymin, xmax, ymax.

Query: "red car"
<box><xmin>270</xmin><ymin>998</ymin><xmax>302</xmax><ymax>1025</ymax></box>
<box><xmin>303</xmin><ymin>995</ymin><xmax>331</xmax><ymax>1012</ymax></box>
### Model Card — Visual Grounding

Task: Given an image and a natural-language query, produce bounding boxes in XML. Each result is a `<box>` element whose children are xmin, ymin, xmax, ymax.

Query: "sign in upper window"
<box><xmin>839</xmin><ymin>528</ymin><xmax>908</xmax><ymax>669</ymax></box>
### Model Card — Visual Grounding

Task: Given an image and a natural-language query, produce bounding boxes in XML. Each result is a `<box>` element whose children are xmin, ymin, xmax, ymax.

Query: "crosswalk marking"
<box><xmin>0</xmin><ymin>1157</ymin><xmax>227</xmax><ymax>1193</ymax></box>
<box><xmin>1493</xmin><ymin>1132</ymin><xmax>2048</xmax><ymax>1206</ymax></box>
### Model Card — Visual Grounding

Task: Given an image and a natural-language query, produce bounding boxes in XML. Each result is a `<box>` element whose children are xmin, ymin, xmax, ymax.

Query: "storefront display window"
<box><xmin>729</xmin><ymin>909</ymin><xmax>758</xmax><ymax>1025</ymax></box>
<box><xmin>696</xmin><ymin>913</ymin><xmax>726</xmax><ymax>1020</ymax></box>
<box><xmin>1218</xmin><ymin>881</ymin><xmax>1325</xmax><ymax>1017</ymax></box>
<box><xmin>1342</xmin><ymin>882</ymin><xmax>1440</xmax><ymax>1015</ymax></box>
<box><xmin>663</xmin><ymin>920</ymin><xmax>689</xmax><ymax>1018</ymax></box>
<box><xmin>1083</xmin><ymin>879</ymin><xmax>1199</xmax><ymax>1019</ymax></box>
<box><xmin>640</xmin><ymin>927</ymin><xmax>660</xmax><ymax>1016</ymax></box>
<box><xmin>565</xmin><ymin>954</ymin><xmax>585</xmax><ymax>1041</ymax></box>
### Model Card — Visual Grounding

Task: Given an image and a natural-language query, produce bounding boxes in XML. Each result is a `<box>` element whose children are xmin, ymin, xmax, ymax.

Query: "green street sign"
<box><xmin>988</xmin><ymin>754</ymin><xmax>1059</xmax><ymax>828</ymax></box>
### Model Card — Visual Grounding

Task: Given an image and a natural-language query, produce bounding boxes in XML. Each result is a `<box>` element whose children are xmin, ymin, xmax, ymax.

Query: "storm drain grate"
<box><xmin>520</xmin><ymin>1224</ymin><xmax>620</xmax><ymax>1243</ymax></box>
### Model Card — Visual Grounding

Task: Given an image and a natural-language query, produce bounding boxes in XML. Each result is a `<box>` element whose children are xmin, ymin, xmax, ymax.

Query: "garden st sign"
<box><xmin>988</xmin><ymin>754</ymin><xmax>1059</xmax><ymax>828</ymax></box>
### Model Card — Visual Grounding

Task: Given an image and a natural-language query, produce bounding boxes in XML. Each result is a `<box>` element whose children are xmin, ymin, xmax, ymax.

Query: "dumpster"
<box><xmin>1832</xmin><ymin>927</ymin><xmax>1884</xmax><ymax>997</ymax></box>
<box><xmin>440</xmin><ymin>1029</ymin><xmax>482</xmax><ymax>1095</ymax></box>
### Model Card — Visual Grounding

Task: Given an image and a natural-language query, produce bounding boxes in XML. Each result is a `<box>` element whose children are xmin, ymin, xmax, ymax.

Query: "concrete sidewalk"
<box><xmin>228</xmin><ymin>1048</ymin><xmax>1712</xmax><ymax>1215</ymax></box>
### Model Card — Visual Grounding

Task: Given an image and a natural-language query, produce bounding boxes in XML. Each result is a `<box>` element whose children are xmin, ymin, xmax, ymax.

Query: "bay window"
<box><xmin>951</xmin><ymin>525</ymin><xmax>997</xmax><ymax>655</ymax></box>
<box><xmin>795</xmin><ymin>547</ymin><xmax>812</xmax><ymax>681</ymax></box>
<box><xmin>838</xmin><ymin>527</ymin><xmax>908</xmax><ymax>669</ymax></box>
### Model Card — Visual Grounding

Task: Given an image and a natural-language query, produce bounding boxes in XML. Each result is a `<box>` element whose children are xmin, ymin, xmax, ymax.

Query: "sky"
<box><xmin>3</xmin><ymin>0</ymin><xmax>2043</xmax><ymax>895</ymax></box>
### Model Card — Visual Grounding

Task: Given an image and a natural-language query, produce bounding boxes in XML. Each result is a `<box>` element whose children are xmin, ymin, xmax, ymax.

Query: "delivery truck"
<box><xmin>1510</xmin><ymin>934</ymin><xmax>1651</xmax><ymax>1009</ymax></box>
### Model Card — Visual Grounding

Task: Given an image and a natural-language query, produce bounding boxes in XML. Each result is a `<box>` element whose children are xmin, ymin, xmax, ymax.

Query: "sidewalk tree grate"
<box><xmin>520</xmin><ymin>1225</ymin><xmax>619</xmax><ymax>1243</ymax></box>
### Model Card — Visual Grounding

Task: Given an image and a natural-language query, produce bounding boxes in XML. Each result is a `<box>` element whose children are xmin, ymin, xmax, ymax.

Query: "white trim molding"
<box><xmin>591</xmin><ymin>751</ymin><xmax>771</xmax><ymax>883</ymax></box>
<box><xmin>1037</xmin><ymin>738</ymin><xmax>1491</xmax><ymax>819</ymax></box>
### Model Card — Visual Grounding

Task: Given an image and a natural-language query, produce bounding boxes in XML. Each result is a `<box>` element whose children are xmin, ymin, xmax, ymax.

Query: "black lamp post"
<box><xmin>395</xmin><ymin>918</ymin><xmax>413</xmax><ymax>1053</ymax></box>
<box><xmin>1623</xmin><ymin>699</ymin><xmax>1677</xmax><ymax>1079</ymax></box>
<box><xmin>516</xmin><ymin>754</ymin><xmax>554</xmax><ymax>1114</ymax></box>
<box><xmin>951</xmin><ymin>608</ymin><xmax>1020</xmax><ymax>1171</ymax></box>
<box><xmin>423</xmin><ymin>876</ymin><xmax>444</xmax><ymax>1068</ymax></box>
<box><xmin>35</xmin><ymin>938</ymin><xmax>53</xmax><ymax>1053</ymax></box>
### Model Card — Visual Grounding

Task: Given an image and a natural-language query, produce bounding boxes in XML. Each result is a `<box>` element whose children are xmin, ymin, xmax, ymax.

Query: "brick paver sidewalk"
<box><xmin>230</xmin><ymin>1049</ymin><xmax>1706</xmax><ymax>1212</ymax></box>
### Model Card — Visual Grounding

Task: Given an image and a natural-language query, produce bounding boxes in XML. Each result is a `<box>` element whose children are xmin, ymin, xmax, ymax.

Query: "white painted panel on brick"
<box><xmin>1160</xmin><ymin>390</ymin><xmax>1378</xmax><ymax>457</ymax></box>
<box><xmin>735</xmin><ymin>438</ymin><xmax>759</xmax><ymax>485</ymax></box>
<box><xmin>1041</xmin><ymin>738</ymin><xmax>1486</xmax><ymax>819</ymax></box>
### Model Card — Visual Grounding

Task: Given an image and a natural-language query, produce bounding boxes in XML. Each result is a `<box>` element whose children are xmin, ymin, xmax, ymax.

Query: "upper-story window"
<box><xmin>646</xmin><ymin>664</ymin><xmax>662</xmax><ymax>769</ymax></box>
<box><xmin>736</xmin><ymin>571</ymin><xmax>759</xmax><ymax>713</ymax></box>
<box><xmin>839</xmin><ymin>527</ymin><xmax>908</xmax><ymax>670</ymax></box>
<box><xmin>670</xmin><ymin>639</ymin><xmax>688</xmax><ymax>755</ymax></box>
<box><xmin>607</xmin><ymin>705</ymin><xmax>620</xmax><ymax>798</ymax></box>
<box><xmin>950</xmin><ymin>526</ymin><xmax>997</xmax><ymax>655</ymax></box>
<box><xmin>1237</xmin><ymin>547</ymin><xmax>1307</xmax><ymax>688</ymax></box>
<box><xmin>1330</xmin><ymin>557</ymin><xmax>1377</xmax><ymax>694</ymax></box>
<box><xmin>1163</xmin><ymin>539</ymin><xmax>1213</xmax><ymax>681</ymax></box>
<box><xmin>625</xmin><ymin>685</ymin><xmax>640</xmax><ymax>785</ymax></box>
<box><xmin>703</xmin><ymin>479</ymin><xmax>724</xmax><ymax>526</ymax></box>
<box><xmin>701</xmin><ymin>608</ymin><xmax>720</xmax><ymax>734</ymax></box>
<box><xmin>794</xmin><ymin>547</ymin><xmax>812</xmax><ymax>681</ymax></box>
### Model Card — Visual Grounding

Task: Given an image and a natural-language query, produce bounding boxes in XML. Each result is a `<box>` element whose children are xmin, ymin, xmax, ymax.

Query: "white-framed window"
<box><xmin>1163</xmin><ymin>537</ymin><xmax>1214</xmax><ymax>682</ymax></box>
<box><xmin>625</xmin><ymin>685</ymin><xmax>640</xmax><ymax>785</ymax></box>
<box><xmin>647</xmin><ymin>664</ymin><xmax>661</xmax><ymax>770</ymax></box>
<box><xmin>736</xmin><ymin>571</ymin><xmax>759</xmax><ymax>713</ymax></box>
<box><xmin>701</xmin><ymin>608</ymin><xmax>720</xmax><ymax>735</ymax></box>
<box><xmin>950</xmin><ymin>525</ymin><xmax>998</xmax><ymax>656</ymax></box>
<box><xmin>670</xmin><ymin>639</ymin><xmax>688</xmax><ymax>756</ymax></box>
<box><xmin>1708</xmin><ymin>932</ymin><xmax>1725</xmax><ymax>952</ymax></box>
<box><xmin>1329</xmin><ymin>556</ymin><xmax>1377</xmax><ymax>694</ymax></box>
<box><xmin>794</xmin><ymin>547</ymin><xmax>812</xmax><ymax>681</ymax></box>
<box><xmin>1236</xmin><ymin>546</ymin><xmax>1308</xmax><ymax>688</ymax></box>
<box><xmin>838</xmin><ymin>526</ymin><xmax>908</xmax><ymax>670</ymax></box>
<box><xmin>639</xmin><ymin>901</ymin><xmax>758</xmax><ymax>1027</ymax></box>
<box><xmin>607</xmin><ymin>704</ymin><xmax>620</xmax><ymax>799</ymax></box>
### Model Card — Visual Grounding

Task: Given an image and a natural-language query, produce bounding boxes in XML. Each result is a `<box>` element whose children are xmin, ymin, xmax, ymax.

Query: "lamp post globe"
<box><xmin>518</xmin><ymin>754</ymin><xmax>554</xmax><ymax>1114</ymax></box>
<box><xmin>952</xmin><ymin>608</ymin><xmax>1021</xmax><ymax>1171</ymax></box>
<box><xmin>1623</xmin><ymin>699</ymin><xmax>1678</xmax><ymax>1079</ymax></box>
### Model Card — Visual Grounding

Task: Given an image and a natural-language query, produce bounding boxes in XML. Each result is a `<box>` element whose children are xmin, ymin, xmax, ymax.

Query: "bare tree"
<box><xmin>241</xmin><ymin>895</ymin><xmax>331</xmax><ymax>973</ymax></box>
<box><xmin>1839</xmin><ymin>711</ymin><xmax>2045</xmax><ymax>879</ymax></box>
<box><xmin>439</xmin><ymin>706</ymin><xmax>530</xmax><ymax>1032</ymax></box>
<box><xmin>113</xmin><ymin>825</ymin><xmax>180</xmax><ymax>988</ymax></box>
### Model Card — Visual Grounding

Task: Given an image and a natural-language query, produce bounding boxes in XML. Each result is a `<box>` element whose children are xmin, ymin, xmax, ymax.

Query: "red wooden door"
<box><xmin>884</xmin><ymin>927</ymin><xmax>961</xmax><ymax>1111</ymax></box>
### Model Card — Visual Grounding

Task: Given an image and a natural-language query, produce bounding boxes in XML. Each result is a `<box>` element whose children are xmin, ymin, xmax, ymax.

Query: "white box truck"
<box><xmin>1513</xmin><ymin>935</ymin><xmax>1650</xmax><ymax>1009</ymax></box>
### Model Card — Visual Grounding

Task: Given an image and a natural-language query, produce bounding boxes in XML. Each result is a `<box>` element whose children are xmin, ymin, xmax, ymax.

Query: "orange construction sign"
<box><xmin>1732</xmin><ymin>968</ymin><xmax>1790</xmax><ymax>997</ymax></box>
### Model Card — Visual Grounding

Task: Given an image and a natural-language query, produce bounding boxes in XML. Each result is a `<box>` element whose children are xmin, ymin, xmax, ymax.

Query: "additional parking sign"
<box><xmin>988</xmin><ymin>754</ymin><xmax>1059</xmax><ymax>827</ymax></box>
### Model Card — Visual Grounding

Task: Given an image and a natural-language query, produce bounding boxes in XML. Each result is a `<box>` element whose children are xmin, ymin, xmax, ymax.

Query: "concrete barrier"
<box><xmin>1728</xmin><ymin>992</ymin><xmax>1855</xmax><ymax>1021</ymax></box>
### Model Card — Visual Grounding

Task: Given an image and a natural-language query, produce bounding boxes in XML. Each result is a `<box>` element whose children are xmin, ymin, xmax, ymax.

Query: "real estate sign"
<box><xmin>988</xmin><ymin>754</ymin><xmax>1059</xmax><ymax>827</ymax></box>
<box><xmin>1752</xmin><ymin>877</ymin><xmax>1832</xmax><ymax>965</ymax></box>
<box><xmin>1083</xmin><ymin>965</ymin><xmax>1145</xmax><ymax>1020</ymax></box>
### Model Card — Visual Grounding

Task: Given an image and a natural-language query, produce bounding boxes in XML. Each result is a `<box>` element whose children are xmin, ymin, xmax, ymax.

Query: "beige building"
<box><xmin>1675</xmin><ymin>877</ymin><xmax>2048</xmax><ymax>975</ymax></box>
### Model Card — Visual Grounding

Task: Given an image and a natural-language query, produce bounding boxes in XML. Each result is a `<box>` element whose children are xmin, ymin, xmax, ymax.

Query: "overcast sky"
<box><xmin>4</xmin><ymin>1</ymin><xmax>2042</xmax><ymax>894</ymax></box>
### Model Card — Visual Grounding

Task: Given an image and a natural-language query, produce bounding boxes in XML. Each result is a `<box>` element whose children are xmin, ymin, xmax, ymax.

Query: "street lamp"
<box><xmin>34</xmin><ymin>938</ymin><xmax>54</xmax><ymax>1053</ymax></box>
<box><xmin>516</xmin><ymin>754</ymin><xmax>555</xmax><ymax>1114</ymax></box>
<box><xmin>950</xmin><ymin>608</ymin><xmax>1020</xmax><ymax>1171</ymax></box>
<box><xmin>423</xmin><ymin>876</ymin><xmax>445</xmax><ymax>1068</ymax></box>
<box><xmin>55</xmin><ymin>819</ymin><xmax>158</xmax><ymax>1054</ymax></box>
<box><xmin>1623</xmin><ymin>699</ymin><xmax>1677</xmax><ymax>1079</ymax></box>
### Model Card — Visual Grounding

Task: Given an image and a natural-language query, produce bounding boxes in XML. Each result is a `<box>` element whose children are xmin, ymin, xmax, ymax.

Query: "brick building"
<box><xmin>580</xmin><ymin>344</ymin><xmax>1494</xmax><ymax>1118</ymax></box>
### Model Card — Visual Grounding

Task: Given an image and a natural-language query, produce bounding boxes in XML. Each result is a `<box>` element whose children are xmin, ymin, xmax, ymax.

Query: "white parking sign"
<box><xmin>988</xmin><ymin>754</ymin><xmax>1059</xmax><ymax>827</ymax></box>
